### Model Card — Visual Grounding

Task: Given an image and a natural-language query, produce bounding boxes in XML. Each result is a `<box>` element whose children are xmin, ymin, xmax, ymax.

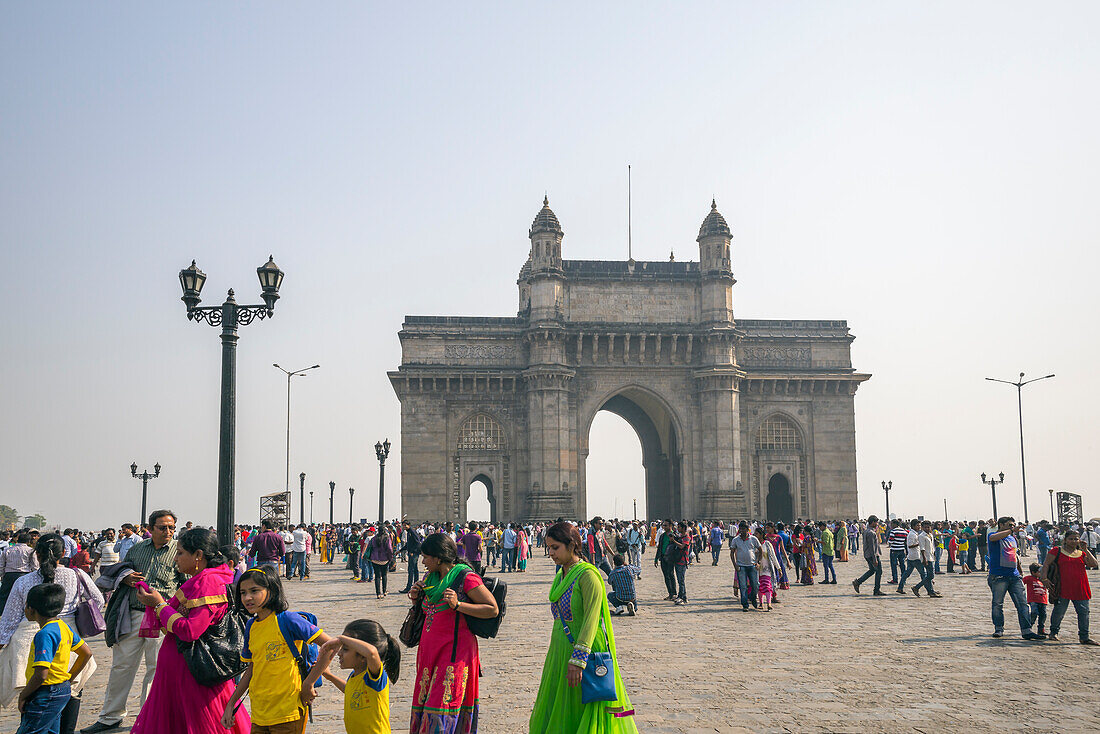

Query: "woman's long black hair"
<box><xmin>419</xmin><ymin>533</ymin><xmax>459</xmax><ymax>564</ymax></box>
<box><xmin>35</xmin><ymin>534</ymin><xmax>64</xmax><ymax>583</ymax></box>
<box><xmin>344</xmin><ymin>618</ymin><xmax>401</xmax><ymax>683</ymax></box>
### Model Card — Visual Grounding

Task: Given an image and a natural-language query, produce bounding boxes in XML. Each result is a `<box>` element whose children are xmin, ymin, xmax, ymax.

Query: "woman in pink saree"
<box><xmin>132</xmin><ymin>528</ymin><xmax>250</xmax><ymax>734</ymax></box>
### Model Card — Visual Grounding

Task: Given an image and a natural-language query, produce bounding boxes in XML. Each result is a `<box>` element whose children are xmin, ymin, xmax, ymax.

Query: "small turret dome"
<box><xmin>697</xmin><ymin>199</ymin><xmax>731</xmax><ymax>241</ymax></box>
<box><xmin>529</xmin><ymin>196</ymin><xmax>563</xmax><ymax>237</ymax></box>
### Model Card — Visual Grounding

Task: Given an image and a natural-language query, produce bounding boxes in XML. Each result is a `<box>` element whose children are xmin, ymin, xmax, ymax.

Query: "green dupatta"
<box><xmin>423</xmin><ymin>561</ymin><xmax>470</xmax><ymax>604</ymax></box>
<box><xmin>549</xmin><ymin>560</ymin><xmax>598</xmax><ymax>602</ymax></box>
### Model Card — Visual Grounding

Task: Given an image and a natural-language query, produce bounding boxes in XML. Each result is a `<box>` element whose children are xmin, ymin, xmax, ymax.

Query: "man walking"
<box><xmin>911</xmin><ymin>520</ymin><xmax>941</xmax><ymax>597</ymax></box>
<box><xmin>987</xmin><ymin>516</ymin><xmax>1044</xmax><ymax>641</ymax></box>
<box><xmin>896</xmin><ymin>519</ymin><xmax>923</xmax><ymax>594</ymax></box>
<box><xmin>730</xmin><ymin>522</ymin><xmax>761</xmax><ymax>610</ymax></box>
<box><xmin>853</xmin><ymin>516</ymin><xmax>885</xmax><ymax>595</ymax></box>
<box><xmin>82</xmin><ymin>511</ymin><xmax>183</xmax><ymax>733</ymax></box>
<box><xmin>247</xmin><ymin>519</ymin><xmax>286</xmax><ymax>572</ymax></box>
<box><xmin>289</xmin><ymin>523</ymin><xmax>309</xmax><ymax>580</ymax></box>
<box><xmin>654</xmin><ymin>520</ymin><xmax>677</xmax><ymax>601</ymax></box>
<box><xmin>709</xmin><ymin>521</ymin><xmax>724</xmax><ymax>566</ymax></box>
<box><xmin>817</xmin><ymin>521</ymin><xmax>836</xmax><ymax>584</ymax></box>
<box><xmin>887</xmin><ymin>519</ymin><xmax>908</xmax><ymax>584</ymax></box>
<box><xmin>399</xmin><ymin>521</ymin><xmax>422</xmax><ymax>593</ymax></box>
<box><xmin>626</xmin><ymin>522</ymin><xmax>644</xmax><ymax>578</ymax></box>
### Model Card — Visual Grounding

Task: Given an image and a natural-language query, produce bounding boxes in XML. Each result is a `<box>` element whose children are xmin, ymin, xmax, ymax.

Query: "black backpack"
<box><xmin>450</xmin><ymin>569</ymin><xmax>507</xmax><ymax>644</ymax></box>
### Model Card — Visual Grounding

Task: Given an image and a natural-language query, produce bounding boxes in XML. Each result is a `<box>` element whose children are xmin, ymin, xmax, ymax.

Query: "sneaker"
<box><xmin>1047</xmin><ymin>634</ymin><xmax>1059</xmax><ymax>641</ymax></box>
<box><xmin>896</xmin><ymin>587</ymin><xmax>906</xmax><ymax>594</ymax></box>
<box><xmin>1022</xmin><ymin>632</ymin><xmax>1045</xmax><ymax>641</ymax></box>
<box><xmin>818</xmin><ymin>580</ymin><xmax>830</xmax><ymax>584</ymax></box>
<box><xmin>1081</xmin><ymin>638</ymin><xmax>1099</xmax><ymax>646</ymax></box>
<box><xmin>81</xmin><ymin>723</ymin><xmax>125</xmax><ymax>734</ymax></box>
<box><xmin>928</xmin><ymin>591</ymin><xmax>943</xmax><ymax>598</ymax></box>
<box><xmin>674</xmin><ymin>598</ymin><xmax>686</xmax><ymax>605</ymax></box>
<box><xmin>852</xmin><ymin>580</ymin><xmax>861</xmax><ymax>594</ymax></box>
<box><xmin>611</xmin><ymin>608</ymin><xmax>623</xmax><ymax>616</ymax></box>
<box><xmin>911</xmin><ymin>587</ymin><xmax>920</xmax><ymax>597</ymax></box>
<box><xmin>873</xmin><ymin>590</ymin><xmax>887</xmax><ymax>596</ymax></box>
<box><xmin>626</xmin><ymin>602</ymin><xmax>637</xmax><ymax>616</ymax></box>
<box><xmin>992</xmin><ymin>631</ymin><xmax>1003</xmax><ymax>638</ymax></box>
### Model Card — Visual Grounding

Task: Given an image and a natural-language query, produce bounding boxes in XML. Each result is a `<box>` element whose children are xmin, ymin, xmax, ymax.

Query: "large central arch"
<box><xmin>582</xmin><ymin>386</ymin><xmax>682</xmax><ymax>520</ymax></box>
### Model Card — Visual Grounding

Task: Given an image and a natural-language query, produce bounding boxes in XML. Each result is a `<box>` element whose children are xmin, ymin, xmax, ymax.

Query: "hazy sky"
<box><xmin>2</xmin><ymin>3</ymin><xmax>1098</xmax><ymax>530</ymax></box>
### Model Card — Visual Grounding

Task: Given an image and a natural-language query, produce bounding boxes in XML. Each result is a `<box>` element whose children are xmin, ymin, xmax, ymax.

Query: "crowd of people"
<box><xmin>0</xmin><ymin>511</ymin><xmax>1096</xmax><ymax>733</ymax></box>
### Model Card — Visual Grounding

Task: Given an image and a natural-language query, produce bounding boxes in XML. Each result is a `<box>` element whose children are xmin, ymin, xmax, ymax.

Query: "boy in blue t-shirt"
<box><xmin>17</xmin><ymin>583</ymin><xmax>93</xmax><ymax>734</ymax></box>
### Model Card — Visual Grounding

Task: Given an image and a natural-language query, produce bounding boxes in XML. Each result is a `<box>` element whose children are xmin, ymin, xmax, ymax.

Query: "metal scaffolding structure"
<box><xmin>1056</xmin><ymin>491</ymin><xmax>1083</xmax><ymax>525</ymax></box>
<box><xmin>260</xmin><ymin>490</ymin><xmax>291</xmax><ymax>527</ymax></box>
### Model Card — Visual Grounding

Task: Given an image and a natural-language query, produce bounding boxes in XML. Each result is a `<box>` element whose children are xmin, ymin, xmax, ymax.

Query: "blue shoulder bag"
<box><xmin>560</xmin><ymin>615</ymin><xmax>617</xmax><ymax>704</ymax></box>
<box><xmin>276</xmin><ymin>611</ymin><xmax>324</xmax><ymax>688</ymax></box>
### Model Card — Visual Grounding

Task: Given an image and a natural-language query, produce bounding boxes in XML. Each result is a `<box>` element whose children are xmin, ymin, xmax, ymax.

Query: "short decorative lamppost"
<box><xmin>882</xmin><ymin>480</ymin><xmax>892</xmax><ymax>521</ymax></box>
<box><xmin>375</xmin><ymin>439</ymin><xmax>391</xmax><ymax>523</ymax></box>
<box><xmin>1049</xmin><ymin>488</ymin><xmax>1056</xmax><ymax>524</ymax></box>
<box><xmin>982</xmin><ymin>472</ymin><xmax>1005</xmax><ymax>520</ymax></box>
<box><xmin>348</xmin><ymin>486</ymin><xmax>355</xmax><ymax>525</ymax></box>
<box><xmin>178</xmin><ymin>256</ymin><xmax>284</xmax><ymax>545</ymax></box>
<box><xmin>131</xmin><ymin>461</ymin><xmax>161</xmax><ymax>523</ymax></box>
<box><xmin>329</xmin><ymin>481</ymin><xmax>336</xmax><ymax>525</ymax></box>
<box><xmin>309</xmin><ymin>490</ymin><xmax>314</xmax><ymax>524</ymax></box>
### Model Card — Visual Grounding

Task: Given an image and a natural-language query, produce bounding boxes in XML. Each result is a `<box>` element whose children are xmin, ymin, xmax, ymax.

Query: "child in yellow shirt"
<box><xmin>303</xmin><ymin>619</ymin><xmax>400</xmax><ymax>734</ymax></box>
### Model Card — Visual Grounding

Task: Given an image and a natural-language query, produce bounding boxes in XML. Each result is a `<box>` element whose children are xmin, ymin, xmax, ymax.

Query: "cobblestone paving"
<box><xmin>3</xmin><ymin>553</ymin><xmax>1098</xmax><ymax>733</ymax></box>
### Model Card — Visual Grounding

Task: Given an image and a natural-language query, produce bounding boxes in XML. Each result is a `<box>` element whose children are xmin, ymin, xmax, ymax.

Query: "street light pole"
<box><xmin>1048</xmin><ymin>488</ymin><xmax>1056</xmax><ymax>523</ymax></box>
<box><xmin>130</xmin><ymin>462</ymin><xmax>161</xmax><ymax>523</ymax></box>
<box><xmin>633</xmin><ymin>498</ymin><xmax>637</xmax><ymax>522</ymax></box>
<box><xmin>309</xmin><ymin>490</ymin><xmax>314</xmax><ymax>524</ymax></box>
<box><xmin>943</xmin><ymin>498</ymin><xmax>948</xmax><ymax>523</ymax></box>
<box><xmin>981</xmin><ymin>471</ymin><xmax>1005</xmax><ymax>520</ymax></box>
<box><xmin>274</xmin><ymin>363</ymin><xmax>320</xmax><ymax>523</ymax></box>
<box><xmin>985</xmin><ymin>372</ymin><xmax>1054</xmax><ymax>525</ymax></box>
<box><xmin>349</xmin><ymin>487</ymin><xmax>355</xmax><ymax>524</ymax></box>
<box><xmin>298</xmin><ymin>472</ymin><xmax>306</xmax><ymax>525</ymax></box>
<box><xmin>881</xmin><ymin>480</ymin><xmax>892</xmax><ymax>521</ymax></box>
<box><xmin>179</xmin><ymin>257</ymin><xmax>284</xmax><ymax>546</ymax></box>
<box><xmin>329</xmin><ymin>481</ymin><xmax>335</xmax><ymax>525</ymax></box>
<box><xmin>375</xmin><ymin>439</ymin><xmax>391</xmax><ymax>523</ymax></box>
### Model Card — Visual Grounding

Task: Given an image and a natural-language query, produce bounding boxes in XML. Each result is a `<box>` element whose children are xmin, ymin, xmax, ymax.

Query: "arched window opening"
<box><xmin>754</xmin><ymin>415</ymin><xmax>802</xmax><ymax>452</ymax></box>
<box><xmin>458</xmin><ymin>414</ymin><xmax>505</xmax><ymax>452</ymax></box>
<box><xmin>467</xmin><ymin>479</ymin><xmax>491</xmax><ymax>522</ymax></box>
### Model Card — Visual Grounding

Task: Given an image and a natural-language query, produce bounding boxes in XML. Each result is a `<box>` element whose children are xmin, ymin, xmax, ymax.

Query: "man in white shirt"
<box><xmin>280</xmin><ymin>526</ymin><xmax>294</xmax><ymax>578</ymax></box>
<box><xmin>289</xmin><ymin>524</ymin><xmax>308</xmax><ymax>580</ymax></box>
<box><xmin>911</xmin><ymin>520</ymin><xmax>941</xmax><ymax>597</ymax></box>
<box><xmin>94</xmin><ymin>529</ymin><xmax>120</xmax><ymax>572</ymax></box>
<box><xmin>896</xmin><ymin>519</ymin><xmax>923</xmax><ymax>594</ymax></box>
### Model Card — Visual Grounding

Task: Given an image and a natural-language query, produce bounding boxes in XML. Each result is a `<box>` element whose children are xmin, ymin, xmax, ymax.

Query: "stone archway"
<box><xmin>767</xmin><ymin>473</ymin><xmax>793</xmax><ymax>524</ymax></box>
<box><xmin>467</xmin><ymin>473</ymin><xmax>496</xmax><ymax>523</ymax></box>
<box><xmin>583</xmin><ymin>387</ymin><xmax>682</xmax><ymax>520</ymax></box>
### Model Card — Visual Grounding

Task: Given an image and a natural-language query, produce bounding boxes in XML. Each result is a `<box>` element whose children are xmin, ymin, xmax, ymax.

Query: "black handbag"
<box><xmin>399</xmin><ymin>597</ymin><xmax>425</xmax><ymax>647</ymax></box>
<box><xmin>177</xmin><ymin>584</ymin><xmax>249</xmax><ymax>686</ymax></box>
<box><xmin>1045</xmin><ymin>547</ymin><xmax>1062</xmax><ymax>598</ymax></box>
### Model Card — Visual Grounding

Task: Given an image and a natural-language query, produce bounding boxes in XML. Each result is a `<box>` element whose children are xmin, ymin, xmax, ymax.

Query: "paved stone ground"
<box><xmin>3</xmin><ymin>552</ymin><xmax>1098</xmax><ymax>733</ymax></box>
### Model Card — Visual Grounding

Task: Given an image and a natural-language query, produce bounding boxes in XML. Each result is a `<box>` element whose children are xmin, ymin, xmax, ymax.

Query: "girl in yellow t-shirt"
<box><xmin>223</xmin><ymin>568</ymin><xmax>333</xmax><ymax>733</ymax></box>
<box><xmin>303</xmin><ymin>619</ymin><xmax>400</xmax><ymax>733</ymax></box>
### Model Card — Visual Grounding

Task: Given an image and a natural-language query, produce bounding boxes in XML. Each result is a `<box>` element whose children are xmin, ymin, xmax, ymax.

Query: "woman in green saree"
<box><xmin>530</xmin><ymin>522</ymin><xmax>638</xmax><ymax>734</ymax></box>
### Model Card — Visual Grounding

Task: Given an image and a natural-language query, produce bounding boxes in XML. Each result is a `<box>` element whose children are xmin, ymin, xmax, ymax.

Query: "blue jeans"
<box><xmin>288</xmin><ymin>551</ymin><xmax>306</xmax><ymax>579</ymax></box>
<box><xmin>1050</xmin><ymin>598</ymin><xmax>1090</xmax><ymax>641</ymax></box>
<box><xmin>711</xmin><ymin>544</ymin><xmax>722</xmax><ymax>564</ymax></box>
<box><xmin>988</xmin><ymin>575</ymin><xmax>1033</xmax><ymax>634</ymax></box>
<box><xmin>17</xmin><ymin>680</ymin><xmax>70</xmax><ymax>734</ymax></box>
<box><xmin>736</xmin><ymin>565</ymin><xmax>758</xmax><ymax>609</ymax></box>
<box><xmin>402</xmin><ymin>553</ymin><xmax>420</xmax><ymax>592</ymax></box>
<box><xmin>897</xmin><ymin>558</ymin><xmax>922</xmax><ymax>589</ymax></box>
<box><xmin>360</xmin><ymin>554</ymin><xmax>373</xmax><ymax>581</ymax></box>
<box><xmin>674</xmin><ymin>564</ymin><xmax>687</xmax><ymax>601</ymax></box>
<box><xmin>502</xmin><ymin>547</ymin><xmax>516</xmax><ymax>572</ymax></box>
<box><xmin>912</xmin><ymin>561</ymin><xmax>935</xmax><ymax>593</ymax></box>
<box><xmin>821</xmin><ymin>555</ymin><xmax>836</xmax><ymax>582</ymax></box>
<box><xmin>889</xmin><ymin>550</ymin><xmax>905</xmax><ymax>582</ymax></box>
<box><xmin>1029</xmin><ymin>601</ymin><xmax>1048</xmax><ymax>631</ymax></box>
<box><xmin>934</xmin><ymin>546</ymin><xmax>943</xmax><ymax>574</ymax></box>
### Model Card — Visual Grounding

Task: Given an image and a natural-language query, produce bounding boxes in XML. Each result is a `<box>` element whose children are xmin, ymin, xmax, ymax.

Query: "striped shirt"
<box><xmin>888</xmin><ymin>527</ymin><xmax>909</xmax><ymax>553</ymax></box>
<box><xmin>124</xmin><ymin>539</ymin><xmax>185</xmax><ymax>610</ymax></box>
<box><xmin>607</xmin><ymin>565</ymin><xmax>637</xmax><ymax>601</ymax></box>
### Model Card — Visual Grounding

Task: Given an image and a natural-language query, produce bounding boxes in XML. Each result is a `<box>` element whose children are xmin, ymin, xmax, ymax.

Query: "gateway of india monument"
<box><xmin>389</xmin><ymin>198</ymin><xmax>870</xmax><ymax>524</ymax></box>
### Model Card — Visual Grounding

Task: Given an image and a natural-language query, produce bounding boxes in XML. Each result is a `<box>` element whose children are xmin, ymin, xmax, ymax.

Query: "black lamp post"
<box><xmin>633</xmin><ymin>498</ymin><xmax>637</xmax><ymax>522</ymax></box>
<box><xmin>985</xmin><ymin>372</ymin><xmax>1055</xmax><ymax>525</ymax></box>
<box><xmin>298</xmin><ymin>472</ymin><xmax>306</xmax><ymax>525</ymax></box>
<box><xmin>882</xmin><ymin>480</ymin><xmax>892</xmax><ymax>521</ymax></box>
<box><xmin>131</xmin><ymin>461</ymin><xmax>161</xmax><ymax>523</ymax></box>
<box><xmin>349</xmin><ymin>487</ymin><xmax>355</xmax><ymax>524</ymax></box>
<box><xmin>179</xmin><ymin>256</ymin><xmax>284</xmax><ymax>545</ymax></box>
<box><xmin>375</xmin><ymin>439</ymin><xmax>391</xmax><ymax>523</ymax></box>
<box><xmin>329</xmin><ymin>481</ymin><xmax>335</xmax><ymax>525</ymax></box>
<box><xmin>309</xmin><ymin>490</ymin><xmax>314</xmax><ymax>524</ymax></box>
<box><xmin>1049</xmin><ymin>488</ymin><xmax>1055</xmax><ymax>523</ymax></box>
<box><xmin>981</xmin><ymin>471</ymin><xmax>1005</xmax><ymax>520</ymax></box>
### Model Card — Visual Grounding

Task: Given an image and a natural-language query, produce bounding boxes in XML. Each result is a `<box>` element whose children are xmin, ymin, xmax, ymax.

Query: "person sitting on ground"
<box><xmin>607</xmin><ymin>554</ymin><xmax>638</xmax><ymax>616</ymax></box>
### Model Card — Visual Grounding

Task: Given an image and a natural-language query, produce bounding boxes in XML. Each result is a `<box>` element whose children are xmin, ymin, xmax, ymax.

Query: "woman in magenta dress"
<box><xmin>132</xmin><ymin>528</ymin><xmax>250</xmax><ymax>733</ymax></box>
<box><xmin>408</xmin><ymin>533</ymin><xmax>499</xmax><ymax>734</ymax></box>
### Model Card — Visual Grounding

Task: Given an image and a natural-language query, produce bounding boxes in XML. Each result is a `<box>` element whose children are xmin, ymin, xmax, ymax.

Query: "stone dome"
<box><xmin>529</xmin><ymin>195</ymin><xmax>563</xmax><ymax>237</ymax></box>
<box><xmin>697</xmin><ymin>199</ymin><xmax>731</xmax><ymax>241</ymax></box>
